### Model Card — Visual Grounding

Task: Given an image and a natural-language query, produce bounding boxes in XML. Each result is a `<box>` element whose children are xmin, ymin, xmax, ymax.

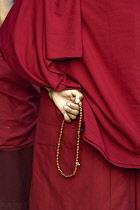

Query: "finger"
<box><xmin>60</xmin><ymin>109</ymin><xmax>71</xmax><ymax>122</ymax></box>
<box><xmin>75</xmin><ymin>96</ymin><xmax>83</xmax><ymax>105</ymax></box>
<box><xmin>70</xmin><ymin>90</ymin><xmax>83</xmax><ymax>104</ymax></box>
<box><xmin>64</xmin><ymin>105</ymin><xmax>79</xmax><ymax>116</ymax></box>
<box><xmin>64</xmin><ymin>113</ymin><xmax>71</xmax><ymax>122</ymax></box>
<box><xmin>66</xmin><ymin>102</ymin><xmax>80</xmax><ymax>110</ymax></box>
<box><xmin>67</xmin><ymin>113</ymin><xmax>77</xmax><ymax>120</ymax></box>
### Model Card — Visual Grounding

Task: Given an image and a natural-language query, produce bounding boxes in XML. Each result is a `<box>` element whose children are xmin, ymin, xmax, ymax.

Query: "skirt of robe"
<box><xmin>30</xmin><ymin>88</ymin><xmax>140</xmax><ymax>210</ymax></box>
<box><xmin>0</xmin><ymin>146</ymin><xmax>33</xmax><ymax>210</ymax></box>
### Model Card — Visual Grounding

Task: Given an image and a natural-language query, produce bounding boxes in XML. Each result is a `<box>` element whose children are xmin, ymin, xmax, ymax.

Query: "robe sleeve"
<box><xmin>0</xmin><ymin>0</ymin><xmax>82</xmax><ymax>91</ymax></box>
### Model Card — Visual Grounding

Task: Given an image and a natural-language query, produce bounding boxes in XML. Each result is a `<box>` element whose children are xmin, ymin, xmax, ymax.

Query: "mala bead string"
<box><xmin>56</xmin><ymin>106</ymin><xmax>82</xmax><ymax>178</ymax></box>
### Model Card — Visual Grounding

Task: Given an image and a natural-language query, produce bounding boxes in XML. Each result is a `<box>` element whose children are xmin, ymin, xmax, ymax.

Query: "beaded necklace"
<box><xmin>56</xmin><ymin>106</ymin><xmax>82</xmax><ymax>178</ymax></box>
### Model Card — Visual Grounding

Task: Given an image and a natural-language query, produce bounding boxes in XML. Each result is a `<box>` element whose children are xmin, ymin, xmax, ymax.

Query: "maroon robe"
<box><xmin>30</xmin><ymin>90</ymin><xmax>140</xmax><ymax>210</ymax></box>
<box><xmin>0</xmin><ymin>0</ymin><xmax>140</xmax><ymax>167</ymax></box>
<box><xmin>0</xmin><ymin>0</ymin><xmax>140</xmax><ymax>209</ymax></box>
<box><xmin>0</xmin><ymin>52</ymin><xmax>39</xmax><ymax>150</ymax></box>
<box><xmin>0</xmin><ymin>49</ymin><xmax>39</xmax><ymax>208</ymax></box>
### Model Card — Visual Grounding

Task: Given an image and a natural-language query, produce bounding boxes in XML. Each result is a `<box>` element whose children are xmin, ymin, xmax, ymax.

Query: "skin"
<box><xmin>52</xmin><ymin>89</ymin><xmax>83</xmax><ymax>122</ymax></box>
<box><xmin>0</xmin><ymin>0</ymin><xmax>13</xmax><ymax>26</ymax></box>
<box><xmin>0</xmin><ymin>0</ymin><xmax>84</xmax><ymax>122</ymax></box>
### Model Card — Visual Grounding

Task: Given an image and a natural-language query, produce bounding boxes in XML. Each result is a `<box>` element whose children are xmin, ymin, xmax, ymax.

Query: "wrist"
<box><xmin>45</xmin><ymin>87</ymin><xmax>54</xmax><ymax>99</ymax></box>
<box><xmin>49</xmin><ymin>88</ymin><xmax>54</xmax><ymax>99</ymax></box>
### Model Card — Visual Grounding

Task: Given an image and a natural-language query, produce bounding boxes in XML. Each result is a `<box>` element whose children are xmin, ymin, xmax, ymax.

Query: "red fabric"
<box><xmin>0</xmin><ymin>53</ymin><xmax>39</xmax><ymax>150</ymax></box>
<box><xmin>0</xmin><ymin>147</ymin><xmax>33</xmax><ymax>210</ymax></box>
<box><xmin>30</xmin><ymin>90</ymin><xmax>140</xmax><ymax>210</ymax></box>
<box><xmin>0</xmin><ymin>0</ymin><xmax>140</xmax><ymax>167</ymax></box>
<box><xmin>0</xmin><ymin>0</ymin><xmax>81</xmax><ymax>90</ymax></box>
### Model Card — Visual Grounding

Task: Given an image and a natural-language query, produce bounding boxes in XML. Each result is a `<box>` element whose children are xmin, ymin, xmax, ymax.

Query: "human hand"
<box><xmin>51</xmin><ymin>89</ymin><xmax>83</xmax><ymax>122</ymax></box>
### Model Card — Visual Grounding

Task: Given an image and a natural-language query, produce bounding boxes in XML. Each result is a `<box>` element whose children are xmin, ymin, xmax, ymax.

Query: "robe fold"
<box><xmin>0</xmin><ymin>25</ymin><xmax>39</xmax><ymax>209</ymax></box>
<box><xmin>0</xmin><ymin>52</ymin><xmax>39</xmax><ymax>150</ymax></box>
<box><xmin>30</xmin><ymin>89</ymin><xmax>140</xmax><ymax>210</ymax></box>
<box><xmin>0</xmin><ymin>0</ymin><xmax>140</xmax><ymax>168</ymax></box>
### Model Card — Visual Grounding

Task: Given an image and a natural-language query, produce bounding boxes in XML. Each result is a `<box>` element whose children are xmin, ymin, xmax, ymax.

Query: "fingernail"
<box><xmin>67</xmin><ymin>102</ymin><xmax>71</xmax><ymax>106</ymax></box>
<box><xmin>75</xmin><ymin>99</ymin><xmax>80</xmax><ymax>104</ymax></box>
<box><xmin>64</xmin><ymin>105</ymin><xmax>68</xmax><ymax>109</ymax></box>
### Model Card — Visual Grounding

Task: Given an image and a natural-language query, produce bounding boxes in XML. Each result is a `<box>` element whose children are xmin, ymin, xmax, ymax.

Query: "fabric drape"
<box><xmin>0</xmin><ymin>52</ymin><xmax>39</xmax><ymax>150</ymax></box>
<box><xmin>0</xmin><ymin>0</ymin><xmax>140</xmax><ymax>168</ymax></box>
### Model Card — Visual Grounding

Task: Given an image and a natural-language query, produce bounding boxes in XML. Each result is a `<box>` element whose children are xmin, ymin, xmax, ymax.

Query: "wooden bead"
<box><xmin>56</xmin><ymin>105</ymin><xmax>83</xmax><ymax>178</ymax></box>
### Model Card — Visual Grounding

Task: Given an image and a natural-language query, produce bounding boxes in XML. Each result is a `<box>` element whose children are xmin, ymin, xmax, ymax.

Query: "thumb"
<box><xmin>70</xmin><ymin>90</ymin><xmax>83</xmax><ymax>104</ymax></box>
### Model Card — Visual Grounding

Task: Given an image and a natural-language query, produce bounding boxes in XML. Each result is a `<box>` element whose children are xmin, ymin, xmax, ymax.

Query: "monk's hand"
<box><xmin>51</xmin><ymin>89</ymin><xmax>83</xmax><ymax>122</ymax></box>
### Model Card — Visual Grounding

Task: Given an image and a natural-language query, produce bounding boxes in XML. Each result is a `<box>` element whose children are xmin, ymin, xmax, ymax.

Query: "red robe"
<box><xmin>0</xmin><ymin>0</ymin><xmax>140</xmax><ymax>209</ymax></box>
<box><xmin>0</xmin><ymin>40</ymin><xmax>39</xmax><ymax>209</ymax></box>
<box><xmin>0</xmin><ymin>52</ymin><xmax>39</xmax><ymax>150</ymax></box>
<box><xmin>0</xmin><ymin>0</ymin><xmax>140</xmax><ymax>168</ymax></box>
<box><xmin>30</xmin><ymin>89</ymin><xmax>140</xmax><ymax>210</ymax></box>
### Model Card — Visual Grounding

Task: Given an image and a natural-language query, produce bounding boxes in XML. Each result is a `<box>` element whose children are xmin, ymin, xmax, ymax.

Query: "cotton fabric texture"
<box><xmin>0</xmin><ymin>27</ymin><xmax>39</xmax><ymax>209</ymax></box>
<box><xmin>30</xmin><ymin>90</ymin><xmax>140</xmax><ymax>210</ymax></box>
<box><xmin>0</xmin><ymin>52</ymin><xmax>39</xmax><ymax>150</ymax></box>
<box><xmin>0</xmin><ymin>0</ymin><xmax>140</xmax><ymax>209</ymax></box>
<box><xmin>0</xmin><ymin>0</ymin><xmax>140</xmax><ymax>167</ymax></box>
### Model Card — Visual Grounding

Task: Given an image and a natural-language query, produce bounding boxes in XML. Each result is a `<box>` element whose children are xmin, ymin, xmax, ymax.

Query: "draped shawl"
<box><xmin>0</xmin><ymin>0</ymin><xmax>140</xmax><ymax>168</ymax></box>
